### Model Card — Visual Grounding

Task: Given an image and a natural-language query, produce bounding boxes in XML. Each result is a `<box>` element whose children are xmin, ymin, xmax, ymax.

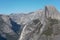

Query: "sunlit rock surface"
<box><xmin>0</xmin><ymin>5</ymin><xmax>60</xmax><ymax>40</ymax></box>
<box><xmin>18</xmin><ymin>6</ymin><xmax>60</xmax><ymax>40</ymax></box>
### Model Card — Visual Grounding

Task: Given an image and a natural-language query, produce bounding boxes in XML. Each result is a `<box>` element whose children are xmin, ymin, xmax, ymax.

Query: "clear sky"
<box><xmin>0</xmin><ymin>0</ymin><xmax>60</xmax><ymax>15</ymax></box>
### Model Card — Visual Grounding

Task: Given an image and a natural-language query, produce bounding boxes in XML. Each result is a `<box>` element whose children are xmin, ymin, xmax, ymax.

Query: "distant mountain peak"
<box><xmin>0</xmin><ymin>5</ymin><xmax>60</xmax><ymax>40</ymax></box>
<box><xmin>45</xmin><ymin>5</ymin><xmax>57</xmax><ymax>12</ymax></box>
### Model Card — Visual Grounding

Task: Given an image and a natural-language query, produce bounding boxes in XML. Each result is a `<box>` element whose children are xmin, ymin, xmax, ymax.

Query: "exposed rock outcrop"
<box><xmin>0</xmin><ymin>5</ymin><xmax>60</xmax><ymax>40</ymax></box>
<box><xmin>18</xmin><ymin>6</ymin><xmax>60</xmax><ymax>40</ymax></box>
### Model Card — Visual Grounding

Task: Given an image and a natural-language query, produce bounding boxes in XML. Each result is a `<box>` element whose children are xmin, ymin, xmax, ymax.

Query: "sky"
<box><xmin>0</xmin><ymin>0</ymin><xmax>60</xmax><ymax>15</ymax></box>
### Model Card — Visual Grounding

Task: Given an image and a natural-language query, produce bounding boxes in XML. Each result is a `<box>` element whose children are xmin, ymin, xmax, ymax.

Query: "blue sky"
<box><xmin>0</xmin><ymin>0</ymin><xmax>60</xmax><ymax>14</ymax></box>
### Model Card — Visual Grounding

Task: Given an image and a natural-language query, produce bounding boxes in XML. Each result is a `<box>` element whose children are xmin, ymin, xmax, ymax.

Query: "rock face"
<box><xmin>0</xmin><ymin>5</ymin><xmax>60</xmax><ymax>40</ymax></box>
<box><xmin>0</xmin><ymin>15</ymin><xmax>20</xmax><ymax>40</ymax></box>
<box><xmin>18</xmin><ymin>6</ymin><xmax>60</xmax><ymax>40</ymax></box>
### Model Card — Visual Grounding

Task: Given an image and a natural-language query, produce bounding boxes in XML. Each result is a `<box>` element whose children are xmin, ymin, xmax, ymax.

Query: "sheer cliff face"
<box><xmin>18</xmin><ymin>6</ymin><xmax>60</xmax><ymax>40</ymax></box>
<box><xmin>0</xmin><ymin>15</ymin><xmax>20</xmax><ymax>40</ymax></box>
<box><xmin>0</xmin><ymin>6</ymin><xmax>60</xmax><ymax>40</ymax></box>
<box><xmin>45</xmin><ymin>6</ymin><xmax>60</xmax><ymax>20</ymax></box>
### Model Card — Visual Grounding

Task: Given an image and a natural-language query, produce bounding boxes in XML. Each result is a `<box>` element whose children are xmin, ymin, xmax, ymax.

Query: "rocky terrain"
<box><xmin>0</xmin><ymin>5</ymin><xmax>60</xmax><ymax>40</ymax></box>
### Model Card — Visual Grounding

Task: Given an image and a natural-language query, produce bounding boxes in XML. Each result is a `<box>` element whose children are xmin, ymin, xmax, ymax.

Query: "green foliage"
<box><xmin>48</xmin><ymin>17</ymin><xmax>58</xmax><ymax>26</ymax></box>
<box><xmin>43</xmin><ymin>27</ymin><xmax>53</xmax><ymax>36</ymax></box>
<box><xmin>43</xmin><ymin>17</ymin><xmax>58</xmax><ymax>36</ymax></box>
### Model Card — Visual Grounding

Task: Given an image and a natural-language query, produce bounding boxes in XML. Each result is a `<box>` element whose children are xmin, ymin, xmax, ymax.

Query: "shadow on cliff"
<box><xmin>10</xmin><ymin>18</ymin><xmax>21</xmax><ymax>34</ymax></box>
<box><xmin>0</xmin><ymin>35</ymin><xmax>6</xmax><ymax>40</ymax></box>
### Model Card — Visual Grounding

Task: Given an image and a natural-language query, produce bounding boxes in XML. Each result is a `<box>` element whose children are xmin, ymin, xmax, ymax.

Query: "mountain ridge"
<box><xmin>0</xmin><ymin>5</ymin><xmax>60</xmax><ymax>40</ymax></box>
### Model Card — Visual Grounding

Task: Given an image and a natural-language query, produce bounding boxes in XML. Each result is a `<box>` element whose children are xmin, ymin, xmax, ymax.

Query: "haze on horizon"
<box><xmin>0</xmin><ymin>0</ymin><xmax>60</xmax><ymax>15</ymax></box>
